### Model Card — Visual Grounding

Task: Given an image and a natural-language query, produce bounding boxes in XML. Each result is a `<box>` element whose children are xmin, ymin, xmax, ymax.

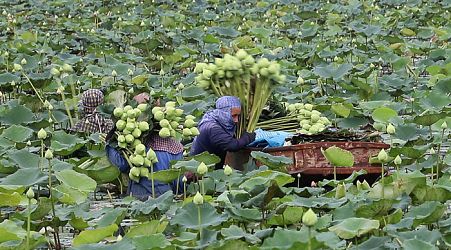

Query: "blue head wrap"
<box><xmin>198</xmin><ymin>96</ymin><xmax>241</xmax><ymax>135</ymax></box>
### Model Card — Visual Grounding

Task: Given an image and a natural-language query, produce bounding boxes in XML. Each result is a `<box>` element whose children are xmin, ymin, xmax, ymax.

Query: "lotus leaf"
<box><xmin>329</xmin><ymin>217</ymin><xmax>380</xmax><ymax>239</ymax></box>
<box><xmin>321</xmin><ymin>146</ymin><xmax>354</xmax><ymax>167</ymax></box>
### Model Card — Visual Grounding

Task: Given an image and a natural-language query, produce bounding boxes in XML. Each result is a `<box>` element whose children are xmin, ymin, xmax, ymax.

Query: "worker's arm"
<box><xmin>209</xmin><ymin>125</ymin><xmax>256</xmax><ymax>152</ymax></box>
<box><xmin>106</xmin><ymin>145</ymin><xmax>130</xmax><ymax>173</ymax></box>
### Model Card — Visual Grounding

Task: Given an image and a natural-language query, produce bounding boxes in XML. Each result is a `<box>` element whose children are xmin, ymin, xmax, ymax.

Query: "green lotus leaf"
<box><xmin>405</xmin><ymin>201</ymin><xmax>446</xmax><ymax>227</ymax></box>
<box><xmin>171</xmin><ymin>202</ymin><xmax>228</xmax><ymax>229</ymax></box>
<box><xmin>0</xmin><ymin>192</ymin><xmax>22</xmax><ymax>207</ymax></box>
<box><xmin>72</xmin><ymin>224</ymin><xmax>118</xmax><ymax>247</ymax></box>
<box><xmin>250</xmin><ymin>151</ymin><xmax>291</xmax><ymax>172</ymax></box>
<box><xmin>0</xmin><ymin>125</ymin><xmax>34</xmax><ymax>142</ymax></box>
<box><xmin>54</xmin><ymin>184</ymin><xmax>89</xmax><ymax>205</ymax></box>
<box><xmin>130</xmin><ymin>234</ymin><xmax>171</xmax><ymax>249</ymax></box>
<box><xmin>321</xmin><ymin>146</ymin><xmax>354</xmax><ymax>167</ymax></box>
<box><xmin>55</xmin><ymin>169</ymin><xmax>96</xmax><ymax>193</ymax></box>
<box><xmin>329</xmin><ymin>217</ymin><xmax>380</xmax><ymax>239</ymax></box>
<box><xmin>126</xmin><ymin>220</ymin><xmax>167</xmax><ymax>237</ymax></box>
<box><xmin>371</xmin><ymin>107</ymin><xmax>397</xmax><ymax>123</ymax></box>
<box><xmin>402</xmin><ymin>238</ymin><xmax>438</xmax><ymax>250</ymax></box>
<box><xmin>331</xmin><ymin>103</ymin><xmax>351</xmax><ymax>118</ymax></box>
<box><xmin>50</xmin><ymin>130</ymin><xmax>86</xmax><ymax>156</ymax></box>
<box><xmin>1</xmin><ymin>168</ymin><xmax>47</xmax><ymax>186</ymax></box>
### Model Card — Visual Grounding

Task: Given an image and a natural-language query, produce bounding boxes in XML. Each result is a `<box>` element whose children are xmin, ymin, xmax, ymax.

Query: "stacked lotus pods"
<box><xmin>113</xmin><ymin>103</ymin><xmax>150</xmax><ymax>149</ymax></box>
<box><xmin>194</xmin><ymin>49</ymin><xmax>285</xmax><ymax>135</ymax></box>
<box><xmin>112</xmin><ymin>101</ymin><xmax>199</xmax><ymax>182</ymax></box>
<box><xmin>286</xmin><ymin>103</ymin><xmax>332</xmax><ymax>135</ymax></box>
<box><xmin>151</xmin><ymin>101</ymin><xmax>199</xmax><ymax>139</ymax></box>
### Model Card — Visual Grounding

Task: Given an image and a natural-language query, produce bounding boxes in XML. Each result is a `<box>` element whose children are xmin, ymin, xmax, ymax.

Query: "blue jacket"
<box><xmin>190</xmin><ymin>122</ymin><xmax>255</xmax><ymax>169</ymax></box>
<box><xmin>106</xmin><ymin>145</ymin><xmax>183</xmax><ymax>200</ymax></box>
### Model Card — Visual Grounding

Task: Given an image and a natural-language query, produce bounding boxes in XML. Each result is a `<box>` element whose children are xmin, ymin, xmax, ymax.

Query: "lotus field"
<box><xmin>0</xmin><ymin>0</ymin><xmax>450</xmax><ymax>249</ymax></box>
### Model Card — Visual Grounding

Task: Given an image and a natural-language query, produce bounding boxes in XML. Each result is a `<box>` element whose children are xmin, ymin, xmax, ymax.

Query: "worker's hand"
<box><xmin>99</xmin><ymin>133</ymin><xmax>107</xmax><ymax>144</ymax></box>
<box><xmin>133</xmin><ymin>93</ymin><xmax>150</xmax><ymax>104</ymax></box>
<box><xmin>242</xmin><ymin>131</ymin><xmax>256</xmax><ymax>142</ymax></box>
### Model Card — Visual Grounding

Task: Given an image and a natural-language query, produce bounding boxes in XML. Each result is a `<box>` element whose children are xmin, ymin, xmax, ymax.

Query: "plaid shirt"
<box><xmin>72</xmin><ymin>113</ymin><xmax>114</xmax><ymax>134</ymax></box>
<box><xmin>71</xmin><ymin>89</ymin><xmax>114</xmax><ymax>133</ymax></box>
<box><xmin>144</xmin><ymin>134</ymin><xmax>183</xmax><ymax>154</ymax></box>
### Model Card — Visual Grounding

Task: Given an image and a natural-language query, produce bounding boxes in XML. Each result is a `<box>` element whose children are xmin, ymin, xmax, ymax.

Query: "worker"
<box><xmin>190</xmin><ymin>96</ymin><xmax>256</xmax><ymax>169</ymax></box>
<box><xmin>71</xmin><ymin>89</ymin><xmax>114</xmax><ymax>134</ymax></box>
<box><xmin>106</xmin><ymin>93</ymin><xmax>184</xmax><ymax>200</ymax></box>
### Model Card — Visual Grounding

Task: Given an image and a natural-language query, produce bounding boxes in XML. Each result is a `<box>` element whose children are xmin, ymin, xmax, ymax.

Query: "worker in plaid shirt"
<box><xmin>106</xmin><ymin>93</ymin><xmax>184</xmax><ymax>200</ymax></box>
<box><xmin>71</xmin><ymin>89</ymin><xmax>114</xmax><ymax>134</ymax></box>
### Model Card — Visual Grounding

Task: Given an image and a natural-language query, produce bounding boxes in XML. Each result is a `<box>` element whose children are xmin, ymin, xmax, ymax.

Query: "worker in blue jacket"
<box><xmin>106</xmin><ymin>93</ymin><xmax>184</xmax><ymax>200</ymax></box>
<box><xmin>190</xmin><ymin>96</ymin><xmax>256</xmax><ymax>169</ymax></box>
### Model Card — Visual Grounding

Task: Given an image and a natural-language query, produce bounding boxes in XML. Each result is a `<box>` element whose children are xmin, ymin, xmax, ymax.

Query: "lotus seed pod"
<box><xmin>197</xmin><ymin>162</ymin><xmax>208</xmax><ymax>175</ymax></box>
<box><xmin>377</xmin><ymin>149</ymin><xmax>388</xmax><ymax>163</ymax></box>
<box><xmin>113</xmin><ymin>107</ymin><xmax>123</xmax><ymax>118</ymax></box>
<box><xmin>159</xmin><ymin>127</ymin><xmax>171</xmax><ymax>138</ymax></box>
<box><xmin>146</xmin><ymin>149</ymin><xmax>157</xmax><ymax>160</ymax></box>
<box><xmin>441</xmin><ymin>121</ymin><xmax>448</xmax><ymax>129</ymax></box>
<box><xmin>193</xmin><ymin>191</ymin><xmax>204</xmax><ymax>205</ymax></box>
<box><xmin>304</xmin><ymin>103</ymin><xmax>313</xmax><ymax>111</ymax></box>
<box><xmin>356</xmin><ymin>180</ymin><xmax>362</xmax><ymax>191</ymax></box>
<box><xmin>302</xmin><ymin>208</ymin><xmax>318</xmax><ymax>226</ymax></box>
<box><xmin>182</xmin><ymin>128</ymin><xmax>192</xmax><ymax>137</ymax></box>
<box><xmin>44</xmin><ymin>149</ymin><xmax>53</xmax><ymax>159</ymax></box>
<box><xmin>130</xmin><ymin>167</ymin><xmax>140</xmax><ymax>177</ymax></box>
<box><xmin>335</xmin><ymin>183</ymin><xmax>346</xmax><ymax>199</ymax></box>
<box><xmin>190</xmin><ymin>127</ymin><xmax>200</xmax><ymax>136</ymax></box>
<box><xmin>139</xmin><ymin>167</ymin><xmax>149</xmax><ymax>177</ymax></box>
<box><xmin>13</xmin><ymin>63</ymin><xmax>23</xmax><ymax>71</ymax></box>
<box><xmin>26</xmin><ymin>188</ymin><xmax>34</xmax><ymax>199</ymax></box>
<box><xmin>224</xmin><ymin>165</ymin><xmax>233</xmax><ymax>176</ymax></box>
<box><xmin>38</xmin><ymin>128</ymin><xmax>47</xmax><ymax>139</ymax></box>
<box><xmin>361</xmin><ymin>180</ymin><xmax>371</xmax><ymax>190</ymax></box>
<box><xmin>394</xmin><ymin>155</ymin><xmax>402</xmax><ymax>165</ymax></box>
<box><xmin>135</xmin><ymin>144</ymin><xmax>146</xmax><ymax>155</ymax></box>
<box><xmin>50</xmin><ymin>68</ymin><xmax>60</xmax><ymax>76</ymax></box>
<box><xmin>386</xmin><ymin>123</ymin><xmax>396</xmax><ymax>134</ymax></box>
<box><xmin>137</xmin><ymin>103</ymin><xmax>147</xmax><ymax>112</ymax></box>
<box><xmin>62</xmin><ymin>63</ymin><xmax>73</xmax><ymax>72</ymax></box>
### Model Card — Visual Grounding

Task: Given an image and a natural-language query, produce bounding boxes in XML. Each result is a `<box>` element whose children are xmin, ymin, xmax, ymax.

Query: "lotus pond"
<box><xmin>0</xmin><ymin>0</ymin><xmax>450</xmax><ymax>249</ymax></box>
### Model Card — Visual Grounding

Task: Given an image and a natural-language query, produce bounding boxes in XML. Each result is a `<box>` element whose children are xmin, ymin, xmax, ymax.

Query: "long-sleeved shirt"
<box><xmin>106</xmin><ymin>145</ymin><xmax>183</xmax><ymax>200</ymax></box>
<box><xmin>190</xmin><ymin>122</ymin><xmax>254</xmax><ymax>169</ymax></box>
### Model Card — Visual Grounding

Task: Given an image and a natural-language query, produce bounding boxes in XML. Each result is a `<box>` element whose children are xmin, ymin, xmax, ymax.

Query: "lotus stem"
<box><xmin>47</xmin><ymin>159</ymin><xmax>61</xmax><ymax>249</ymax></box>
<box><xmin>197</xmin><ymin>205</ymin><xmax>202</xmax><ymax>240</ymax></box>
<box><xmin>183</xmin><ymin>181</ymin><xmax>187</xmax><ymax>200</ymax></box>
<box><xmin>308</xmin><ymin>226</ymin><xmax>312</xmax><ymax>250</ymax></box>
<box><xmin>22</xmin><ymin>72</ymin><xmax>45</xmax><ymax>105</ymax></box>
<box><xmin>59</xmin><ymin>89</ymin><xmax>74</xmax><ymax>127</ymax></box>
<box><xmin>151</xmin><ymin>164</ymin><xmax>155</xmax><ymax>199</ymax></box>
<box><xmin>175</xmin><ymin>169</ymin><xmax>181</xmax><ymax>197</ymax></box>
<box><xmin>334</xmin><ymin>165</ymin><xmax>337</xmax><ymax>181</ymax></box>
<box><xmin>27</xmin><ymin>196</ymin><xmax>31</xmax><ymax>250</ymax></box>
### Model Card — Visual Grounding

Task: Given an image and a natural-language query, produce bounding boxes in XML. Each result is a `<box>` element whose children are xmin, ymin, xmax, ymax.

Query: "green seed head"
<box><xmin>197</xmin><ymin>162</ymin><xmax>208</xmax><ymax>175</ymax></box>
<box><xmin>38</xmin><ymin>128</ymin><xmax>47</xmax><ymax>140</ymax></box>
<box><xmin>302</xmin><ymin>208</ymin><xmax>318</xmax><ymax>226</ymax></box>
<box><xmin>377</xmin><ymin>149</ymin><xmax>388</xmax><ymax>163</ymax></box>
<box><xmin>224</xmin><ymin>165</ymin><xmax>233</xmax><ymax>176</ymax></box>
<box><xmin>386</xmin><ymin>123</ymin><xmax>396</xmax><ymax>134</ymax></box>
<box><xmin>394</xmin><ymin>155</ymin><xmax>402</xmax><ymax>165</ymax></box>
<box><xmin>193</xmin><ymin>191</ymin><xmax>204</xmax><ymax>205</ymax></box>
<box><xmin>26</xmin><ymin>188</ymin><xmax>34</xmax><ymax>199</ymax></box>
<box><xmin>45</xmin><ymin>149</ymin><xmax>53</xmax><ymax>159</ymax></box>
